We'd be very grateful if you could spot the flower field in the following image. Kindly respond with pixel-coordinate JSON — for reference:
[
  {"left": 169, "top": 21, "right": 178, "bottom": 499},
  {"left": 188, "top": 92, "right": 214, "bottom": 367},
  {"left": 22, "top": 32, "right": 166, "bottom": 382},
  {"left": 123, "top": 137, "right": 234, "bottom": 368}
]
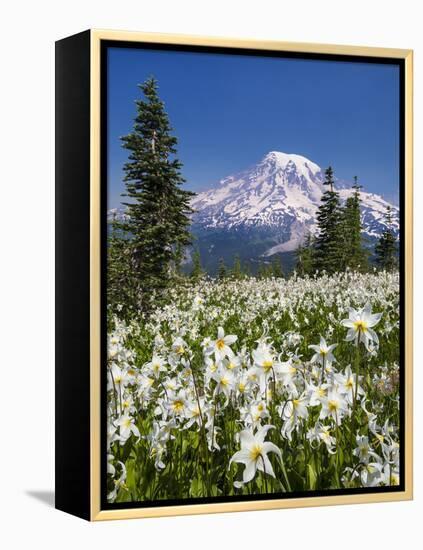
[{"left": 106, "top": 270, "right": 400, "bottom": 503}]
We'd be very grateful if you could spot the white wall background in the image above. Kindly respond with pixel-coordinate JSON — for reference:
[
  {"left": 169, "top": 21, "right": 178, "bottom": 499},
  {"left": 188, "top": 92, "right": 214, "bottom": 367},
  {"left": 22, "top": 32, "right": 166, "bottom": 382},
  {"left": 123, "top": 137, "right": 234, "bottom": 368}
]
[{"left": 0, "top": 0, "right": 420, "bottom": 547}]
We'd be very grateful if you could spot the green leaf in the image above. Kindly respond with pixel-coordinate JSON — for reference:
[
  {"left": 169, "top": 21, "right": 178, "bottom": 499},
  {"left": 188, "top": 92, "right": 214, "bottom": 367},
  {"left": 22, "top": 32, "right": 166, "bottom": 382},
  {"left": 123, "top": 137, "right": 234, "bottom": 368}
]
[{"left": 307, "top": 463, "right": 317, "bottom": 490}]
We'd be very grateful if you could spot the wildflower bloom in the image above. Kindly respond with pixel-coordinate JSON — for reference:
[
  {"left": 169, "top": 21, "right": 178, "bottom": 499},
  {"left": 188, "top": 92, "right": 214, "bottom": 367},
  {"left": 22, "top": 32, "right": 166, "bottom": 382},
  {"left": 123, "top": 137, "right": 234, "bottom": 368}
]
[
  {"left": 306, "top": 423, "right": 336, "bottom": 454},
  {"left": 211, "top": 326, "right": 237, "bottom": 361},
  {"left": 252, "top": 343, "right": 280, "bottom": 393},
  {"left": 171, "top": 336, "right": 188, "bottom": 356},
  {"left": 353, "top": 435, "right": 379, "bottom": 464},
  {"left": 106, "top": 273, "right": 400, "bottom": 501},
  {"left": 309, "top": 336, "right": 337, "bottom": 366},
  {"left": 166, "top": 389, "right": 187, "bottom": 417},
  {"left": 360, "top": 460, "right": 383, "bottom": 487},
  {"left": 335, "top": 365, "right": 364, "bottom": 404},
  {"left": 320, "top": 388, "right": 349, "bottom": 425},
  {"left": 116, "top": 413, "right": 140, "bottom": 442},
  {"left": 341, "top": 303, "right": 382, "bottom": 350},
  {"left": 107, "top": 461, "right": 127, "bottom": 501},
  {"left": 230, "top": 425, "right": 281, "bottom": 486},
  {"left": 280, "top": 392, "right": 309, "bottom": 440},
  {"left": 212, "top": 366, "right": 235, "bottom": 401},
  {"left": 146, "top": 355, "right": 167, "bottom": 378}
]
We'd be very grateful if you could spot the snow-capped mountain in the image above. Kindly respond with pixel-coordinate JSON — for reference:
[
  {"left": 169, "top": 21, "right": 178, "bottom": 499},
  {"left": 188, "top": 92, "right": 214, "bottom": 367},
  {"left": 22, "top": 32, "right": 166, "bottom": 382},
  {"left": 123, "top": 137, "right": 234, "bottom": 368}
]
[{"left": 191, "top": 151, "right": 399, "bottom": 255}]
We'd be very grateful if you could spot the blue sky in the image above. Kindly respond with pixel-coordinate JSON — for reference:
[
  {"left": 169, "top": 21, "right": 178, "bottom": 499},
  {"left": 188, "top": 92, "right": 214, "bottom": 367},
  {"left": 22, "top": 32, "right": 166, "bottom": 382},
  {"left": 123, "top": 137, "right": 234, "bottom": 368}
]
[{"left": 107, "top": 46, "right": 400, "bottom": 208}]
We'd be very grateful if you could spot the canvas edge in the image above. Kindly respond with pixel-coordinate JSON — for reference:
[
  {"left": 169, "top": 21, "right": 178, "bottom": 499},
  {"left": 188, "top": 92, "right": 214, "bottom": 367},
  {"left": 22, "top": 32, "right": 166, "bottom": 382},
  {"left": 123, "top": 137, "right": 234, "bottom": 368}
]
[{"left": 88, "top": 29, "right": 413, "bottom": 522}]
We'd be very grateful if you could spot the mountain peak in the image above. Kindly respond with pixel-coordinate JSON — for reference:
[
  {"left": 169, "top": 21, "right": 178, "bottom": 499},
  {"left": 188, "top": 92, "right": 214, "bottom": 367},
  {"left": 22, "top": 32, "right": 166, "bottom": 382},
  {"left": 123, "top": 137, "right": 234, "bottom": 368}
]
[
  {"left": 261, "top": 151, "right": 322, "bottom": 177},
  {"left": 191, "top": 151, "right": 399, "bottom": 254}
]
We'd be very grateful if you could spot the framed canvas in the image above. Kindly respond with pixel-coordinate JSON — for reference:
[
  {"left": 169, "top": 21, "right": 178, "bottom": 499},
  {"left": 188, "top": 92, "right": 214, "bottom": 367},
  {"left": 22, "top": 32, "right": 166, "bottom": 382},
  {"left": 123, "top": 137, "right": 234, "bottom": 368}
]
[{"left": 55, "top": 29, "right": 413, "bottom": 521}]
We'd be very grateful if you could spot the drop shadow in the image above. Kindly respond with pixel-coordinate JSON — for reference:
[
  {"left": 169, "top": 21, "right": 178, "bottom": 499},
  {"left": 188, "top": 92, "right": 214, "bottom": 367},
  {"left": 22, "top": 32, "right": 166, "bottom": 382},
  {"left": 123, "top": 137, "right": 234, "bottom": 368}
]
[{"left": 26, "top": 490, "right": 55, "bottom": 508}]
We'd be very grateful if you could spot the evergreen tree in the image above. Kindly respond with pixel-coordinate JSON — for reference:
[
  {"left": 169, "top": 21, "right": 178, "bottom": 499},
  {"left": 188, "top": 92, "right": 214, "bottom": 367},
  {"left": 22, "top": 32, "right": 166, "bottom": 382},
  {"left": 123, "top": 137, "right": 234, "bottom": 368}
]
[
  {"left": 375, "top": 205, "right": 398, "bottom": 271},
  {"left": 271, "top": 256, "right": 284, "bottom": 278},
  {"left": 340, "top": 176, "right": 368, "bottom": 271},
  {"left": 217, "top": 257, "right": 227, "bottom": 279},
  {"left": 190, "top": 248, "right": 204, "bottom": 280},
  {"left": 314, "top": 166, "right": 343, "bottom": 274},
  {"left": 257, "top": 262, "right": 273, "bottom": 279},
  {"left": 231, "top": 254, "right": 243, "bottom": 279},
  {"left": 107, "top": 215, "right": 137, "bottom": 319},
  {"left": 257, "top": 262, "right": 266, "bottom": 279},
  {"left": 120, "top": 77, "right": 195, "bottom": 311},
  {"left": 295, "top": 232, "right": 314, "bottom": 277},
  {"left": 243, "top": 261, "right": 252, "bottom": 278}
]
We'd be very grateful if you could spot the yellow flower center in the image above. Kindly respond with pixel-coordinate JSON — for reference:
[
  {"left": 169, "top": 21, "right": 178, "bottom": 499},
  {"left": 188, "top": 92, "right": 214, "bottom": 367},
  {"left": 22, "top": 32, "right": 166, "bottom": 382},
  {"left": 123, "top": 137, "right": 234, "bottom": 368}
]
[
  {"left": 353, "top": 320, "right": 368, "bottom": 332},
  {"left": 216, "top": 339, "right": 225, "bottom": 350},
  {"left": 345, "top": 378, "right": 354, "bottom": 390},
  {"left": 227, "top": 362, "right": 236, "bottom": 370},
  {"left": 293, "top": 399, "right": 300, "bottom": 409},
  {"left": 220, "top": 376, "right": 229, "bottom": 387},
  {"left": 328, "top": 400, "right": 339, "bottom": 412},
  {"left": 239, "top": 383, "right": 245, "bottom": 393},
  {"left": 263, "top": 360, "right": 273, "bottom": 372},
  {"left": 173, "top": 400, "right": 184, "bottom": 411},
  {"left": 249, "top": 444, "right": 263, "bottom": 461},
  {"left": 257, "top": 403, "right": 264, "bottom": 412},
  {"left": 176, "top": 346, "right": 185, "bottom": 355}
]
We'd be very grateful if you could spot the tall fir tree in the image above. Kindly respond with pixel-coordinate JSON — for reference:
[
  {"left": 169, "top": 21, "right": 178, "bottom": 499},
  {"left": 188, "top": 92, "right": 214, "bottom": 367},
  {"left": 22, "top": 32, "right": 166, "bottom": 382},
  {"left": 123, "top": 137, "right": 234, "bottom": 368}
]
[
  {"left": 340, "top": 176, "right": 368, "bottom": 271},
  {"left": 314, "top": 166, "right": 343, "bottom": 274},
  {"left": 190, "top": 248, "right": 204, "bottom": 281},
  {"left": 257, "top": 262, "right": 273, "bottom": 279},
  {"left": 295, "top": 232, "right": 314, "bottom": 277},
  {"left": 217, "top": 257, "right": 227, "bottom": 279},
  {"left": 257, "top": 262, "right": 266, "bottom": 279},
  {"left": 243, "top": 261, "right": 252, "bottom": 278},
  {"left": 375, "top": 205, "right": 398, "bottom": 271},
  {"left": 107, "top": 215, "right": 137, "bottom": 319},
  {"left": 231, "top": 254, "right": 243, "bottom": 279},
  {"left": 119, "top": 77, "right": 195, "bottom": 310},
  {"left": 271, "top": 256, "right": 284, "bottom": 278}
]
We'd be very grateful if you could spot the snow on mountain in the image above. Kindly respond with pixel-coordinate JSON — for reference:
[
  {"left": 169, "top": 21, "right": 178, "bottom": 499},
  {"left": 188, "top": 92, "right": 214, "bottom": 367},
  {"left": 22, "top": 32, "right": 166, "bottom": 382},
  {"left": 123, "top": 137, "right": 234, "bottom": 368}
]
[{"left": 191, "top": 151, "right": 399, "bottom": 256}]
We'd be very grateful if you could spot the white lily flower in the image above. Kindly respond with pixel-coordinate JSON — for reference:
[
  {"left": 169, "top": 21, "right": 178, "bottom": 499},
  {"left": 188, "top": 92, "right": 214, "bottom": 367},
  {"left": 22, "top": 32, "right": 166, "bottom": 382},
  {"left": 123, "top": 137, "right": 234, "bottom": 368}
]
[
  {"left": 360, "top": 460, "right": 383, "bottom": 487},
  {"left": 341, "top": 303, "right": 382, "bottom": 350},
  {"left": 309, "top": 336, "right": 337, "bottom": 366},
  {"left": 211, "top": 326, "right": 237, "bottom": 361},
  {"left": 279, "top": 393, "right": 309, "bottom": 440},
  {"left": 306, "top": 423, "right": 336, "bottom": 454},
  {"left": 212, "top": 366, "right": 235, "bottom": 402},
  {"left": 335, "top": 365, "right": 364, "bottom": 404},
  {"left": 230, "top": 425, "right": 281, "bottom": 486},
  {"left": 320, "top": 388, "right": 349, "bottom": 425},
  {"left": 116, "top": 413, "right": 140, "bottom": 442},
  {"left": 166, "top": 389, "right": 187, "bottom": 417},
  {"left": 145, "top": 354, "right": 167, "bottom": 379},
  {"left": 353, "top": 435, "right": 380, "bottom": 464}
]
